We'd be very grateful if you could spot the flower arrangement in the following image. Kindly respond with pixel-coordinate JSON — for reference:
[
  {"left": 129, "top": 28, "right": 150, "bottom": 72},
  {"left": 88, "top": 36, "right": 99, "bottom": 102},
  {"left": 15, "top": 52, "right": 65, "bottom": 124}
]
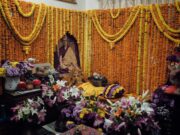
[
  {"left": 72, "top": 96, "right": 110, "bottom": 127},
  {"left": 11, "top": 97, "right": 46, "bottom": 124},
  {"left": 106, "top": 96, "right": 159, "bottom": 135},
  {"left": 62, "top": 90, "right": 159, "bottom": 135},
  {"left": 41, "top": 80, "right": 82, "bottom": 107},
  {"left": 1, "top": 60, "right": 32, "bottom": 77},
  {"left": 11, "top": 78, "right": 159, "bottom": 135}
]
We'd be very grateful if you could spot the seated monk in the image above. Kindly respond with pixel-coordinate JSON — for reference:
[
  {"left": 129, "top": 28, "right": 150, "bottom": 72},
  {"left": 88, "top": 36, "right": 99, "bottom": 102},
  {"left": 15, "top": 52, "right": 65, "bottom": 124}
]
[{"left": 58, "top": 35, "right": 80, "bottom": 78}]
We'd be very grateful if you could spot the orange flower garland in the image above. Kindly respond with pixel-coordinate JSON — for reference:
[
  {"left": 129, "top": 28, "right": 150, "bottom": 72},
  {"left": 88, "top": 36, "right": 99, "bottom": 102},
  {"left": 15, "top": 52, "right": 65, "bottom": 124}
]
[
  {"left": 0, "top": 1, "right": 179, "bottom": 95},
  {"left": 136, "top": 7, "right": 144, "bottom": 95},
  {"left": 14, "top": 0, "right": 35, "bottom": 17},
  {"left": 0, "top": 0, "right": 47, "bottom": 45}
]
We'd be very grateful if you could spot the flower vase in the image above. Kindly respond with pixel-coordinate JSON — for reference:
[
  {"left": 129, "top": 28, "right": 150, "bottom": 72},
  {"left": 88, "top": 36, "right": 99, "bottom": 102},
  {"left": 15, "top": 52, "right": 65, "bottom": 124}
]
[
  {"left": 5, "top": 76, "right": 20, "bottom": 91},
  {"left": 54, "top": 103, "right": 69, "bottom": 132}
]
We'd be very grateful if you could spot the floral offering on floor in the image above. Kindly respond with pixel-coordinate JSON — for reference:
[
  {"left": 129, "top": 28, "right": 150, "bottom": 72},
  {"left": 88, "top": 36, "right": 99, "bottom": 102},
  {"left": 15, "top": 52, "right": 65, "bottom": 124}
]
[{"left": 11, "top": 79, "right": 160, "bottom": 134}]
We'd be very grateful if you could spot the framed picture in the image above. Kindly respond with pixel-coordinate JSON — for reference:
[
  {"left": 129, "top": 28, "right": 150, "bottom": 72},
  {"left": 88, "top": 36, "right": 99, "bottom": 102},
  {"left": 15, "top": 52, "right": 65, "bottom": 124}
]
[{"left": 58, "top": 0, "right": 77, "bottom": 4}]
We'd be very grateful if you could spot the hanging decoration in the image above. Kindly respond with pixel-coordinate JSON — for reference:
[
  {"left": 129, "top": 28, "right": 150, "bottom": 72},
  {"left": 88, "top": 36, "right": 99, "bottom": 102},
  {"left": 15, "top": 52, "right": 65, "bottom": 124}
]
[
  {"left": 175, "top": 0, "right": 180, "bottom": 12},
  {"left": 155, "top": 4, "right": 180, "bottom": 33},
  {"left": 91, "top": 6, "right": 140, "bottom": 49},
  {"left": 91, "top": 3, "right": 178, "bottom": 94},
  {"left": 84, "top": 12, "right": 92, "bottom": 77},
  {"left": 110, "top": 8, "right": 121, "bottom": 19},
  {"left": 47, "top": 6, "right": 50, "bottom": 63},
  {"left": 150, "top": 4, "right": 180, "bottom": 44},
  {"left": 0, "top": 0, "right": 47, "bottom": 47},
  {"left": 136, "top": 7, "right": 144, "bottom": 95},
  {"left": 142, "top": 7, "right": 150, "bottom": 91},
  {"left": 50, "top": 6, "right": 54, "bottom": 66},
  {"left": 0, "top": 0, "right": 179, "bottom": 94},
  {"left": 14, "top": 0, "right": 35, "bottom": 17},
  {"left": 56, "top": 8, "right": 58, "bottom": 45}
]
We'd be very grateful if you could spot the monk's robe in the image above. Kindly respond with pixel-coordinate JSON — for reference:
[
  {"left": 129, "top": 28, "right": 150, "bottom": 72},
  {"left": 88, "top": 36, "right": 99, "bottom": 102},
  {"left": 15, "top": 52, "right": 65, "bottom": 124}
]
[{"left": 59, "top": 46, "right": 79, "bottom": 74}]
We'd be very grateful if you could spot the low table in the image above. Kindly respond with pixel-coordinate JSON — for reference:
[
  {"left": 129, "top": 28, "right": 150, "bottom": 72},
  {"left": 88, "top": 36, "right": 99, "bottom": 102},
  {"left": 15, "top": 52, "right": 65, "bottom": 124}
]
[
  {"left": 43, "top": 121, "right": 103, "bottom": 135},
  {"left": 5, "top": 89, "right": 41, "bottom": 96}
]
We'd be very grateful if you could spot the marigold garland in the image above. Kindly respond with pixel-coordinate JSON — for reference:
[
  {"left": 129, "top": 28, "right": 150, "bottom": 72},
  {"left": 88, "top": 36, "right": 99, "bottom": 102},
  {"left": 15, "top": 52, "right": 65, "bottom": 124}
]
[
  {"left": 92, "top": 6, "right": 140, "bottom": 38},
  {"left": 175, "top": 0, "right": 180, "bottom": 12},
  {"left": 0, "top": 0, "right": 47, "bottom": 45},
  {"left": 14, "top": 0, "right": 35, "bottom": 17},
  {"left": 51, "top": 7, "right": 54, "bottom": 66},
  {"left": 87, "top": 15, "right": 92, "bottom": 76},
  {"left": 110, "top": 8, "right": 120, "bottom": 19},
  {"left": 155, "top": 4, "right": 180, "bottom": 33},
  {"left": 80, "top": 12, "right": 84, "bottom": 69},
  {"left": 47, "top": 6, "right": 50, "bottom": 63},
  {"left": 0, "top": 1, "right": 179, "bottom": 95},
  {"left": 77, "top": 12, "right": 80, "bottom": 43},
  {"left": 142, "top": 7, "right": 149, "bottom": 91},
  {"left": 67, "top": 10, "right": 70, "bottom": 32},
  {"left": 85, "top": 12, "right": 92, "bottom": 77},
  {"left": 70, "top": 11, "right": 73, "bottom": 34},
  {"left": 91, "top": 6, "right": 140, "bottom": 48},
  {"left": 60, "top": 9, "right": 62, "bottom": 38},
  {"left": 136, "top": 7, "right": 144, "bottom": 95},
  {"left": 150, "top": 5, "right": 180, "bottom": 44},
  {"left": 63, "top": 9, "right": 65, "bottom": 35},
  {"left": 56, "top": 8, "right": 58, "bottom": 45}
]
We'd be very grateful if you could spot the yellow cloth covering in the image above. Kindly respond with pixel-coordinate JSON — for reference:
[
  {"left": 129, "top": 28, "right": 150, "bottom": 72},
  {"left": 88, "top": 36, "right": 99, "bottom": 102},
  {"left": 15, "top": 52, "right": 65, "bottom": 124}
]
[{"left": 78, "top": 82, "right": 104, "bottom": 97}]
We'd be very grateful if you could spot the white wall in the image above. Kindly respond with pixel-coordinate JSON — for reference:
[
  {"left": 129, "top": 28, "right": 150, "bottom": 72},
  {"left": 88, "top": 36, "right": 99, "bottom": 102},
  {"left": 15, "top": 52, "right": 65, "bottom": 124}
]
[
  {"left": 23, "top": 0, "right": 170, "bottom": 10},
  {"left": 24, "top": 0, "right": 101, "bottom": 10},
  {"left": 85, "top": 0, "right": 99, "bottom": 10},
  {"left": 24, "top": 0, "right": 86, "bottom": 10}
]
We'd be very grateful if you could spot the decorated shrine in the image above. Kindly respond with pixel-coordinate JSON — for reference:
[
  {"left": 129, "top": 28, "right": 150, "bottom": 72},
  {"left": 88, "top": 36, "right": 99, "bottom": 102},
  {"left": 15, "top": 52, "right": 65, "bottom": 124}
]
[{"left": 0, "top": 0, "right": 180, "bottom": 135}]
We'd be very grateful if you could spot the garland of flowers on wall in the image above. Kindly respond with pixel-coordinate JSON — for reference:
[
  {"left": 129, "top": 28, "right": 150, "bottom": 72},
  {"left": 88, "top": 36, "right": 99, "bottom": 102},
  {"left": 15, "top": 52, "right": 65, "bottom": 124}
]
[
  {"left": 155, "top": 4, "right": 180, "bottom": 33},
  {"left": 110, "top": 8, "right": 121, "bottom": 19},
  {"left": 0, "top": 0, "right": 86, "bottom": 71},
  {"left": 150, "top": 4, "right": 180, "bottom": 45},
  {"left": 0, "top": 1, "right": 179, "bottom": 94},
  {"left": 55, "top": 8, "right": 58, "bottom": 46},
  {"left": 91, "top": 6, "right": 140, "bottom": 49},
  {"left": 175, "top": 0, "right": 180, "bottom": 12},
  {"left": 83, "top": 11, "right": 92, "bottom": 77},
  {"left": 142, "top": 7, "right": 150, "bottom": 91},
  {"left": 14, "top": 0, "right": 35, "bottom": 17},
  {"left": 136, "top": 6, "right": 144, "bottom": 95},
  {"left": 50, "top": 7, "right": 54, "bottom": 66},
  {"left": 47, "top": 6, "right": 50, "bottom": 63},
  {"left": 0, "top": 0, "right": 47, "bottom": 46},
  {"left": 90, "top": 3, "right": 179, "bottom": 94}
]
